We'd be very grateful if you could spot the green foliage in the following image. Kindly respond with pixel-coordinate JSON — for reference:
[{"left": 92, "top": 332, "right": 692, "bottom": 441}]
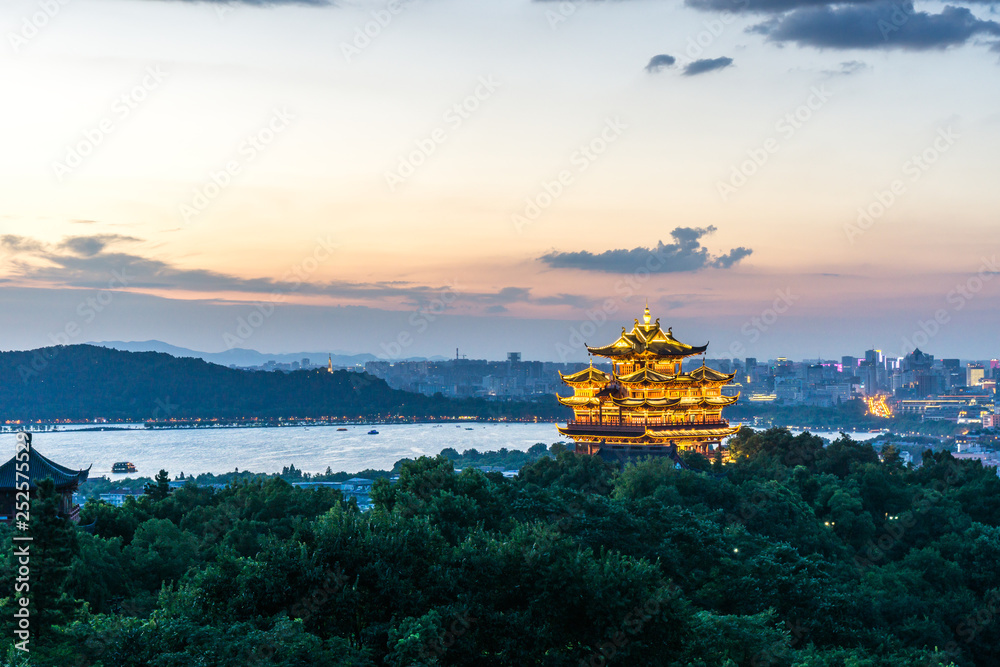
[
  {"left": 143, "top": 470, "right": 171, "bottom": 502},
  {"left": 4, "top": 430, "right": 1000, "bottom": 666}
]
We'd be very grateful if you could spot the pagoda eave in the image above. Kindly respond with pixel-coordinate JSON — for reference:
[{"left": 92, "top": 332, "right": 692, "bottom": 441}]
[
  {"left": 558, "top": 423, "right": 739, "bottom": 443},
  {"left": 587, "top": 348, "right": 706, "bottom": 361}
]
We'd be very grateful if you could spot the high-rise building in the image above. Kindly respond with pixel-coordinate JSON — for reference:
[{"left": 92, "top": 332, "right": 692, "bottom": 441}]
[
  {"left": 967, "top": 365, "right": 985, "bottom": 388},
  {"left": 558, "top": 305, "right": 738, "bottom": 461}
]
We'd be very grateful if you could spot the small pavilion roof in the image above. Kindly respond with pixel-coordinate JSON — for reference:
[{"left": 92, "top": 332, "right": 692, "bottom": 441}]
[
  {"left": 557, "top": 395, "right": 602, "bottom": 407},
  {"left": 685, "top": 364, "right": 738, "bottom": 383},
  {"left": 559, "top": 363, "right": 610, "bottom": 385},
  {"left": 0, "top": 445, "right": 91, "bottom": 491}
]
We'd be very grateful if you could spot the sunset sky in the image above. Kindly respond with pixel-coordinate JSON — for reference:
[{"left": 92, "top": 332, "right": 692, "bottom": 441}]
[{"left": 1, "top": 0, "right": 998, "bottom": 361}]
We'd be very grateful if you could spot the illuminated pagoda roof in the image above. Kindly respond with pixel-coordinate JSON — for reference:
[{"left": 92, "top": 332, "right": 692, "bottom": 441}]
[
  {"left": 559, "top": 362, "right": 610, "bottom": 385},
  {"left": 556, "top": 395, "right": 602, "bottom": 407},
  {"left": 646, "top": 425, "right": 741, "bottom": 439},
  {"left": 587, "top": 304, "right": 707, "bottom": 360},
  {"left": 686, "top": 363, "right": 738, "bottom": 383}
]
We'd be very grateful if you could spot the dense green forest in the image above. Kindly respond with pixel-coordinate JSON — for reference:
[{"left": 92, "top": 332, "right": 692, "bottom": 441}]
[
  {"left": 4, "top": 428, "right": 1000, "bottom": 665},
  {"left": 0, "top": 345, "right": 567, "bottom": 422}
]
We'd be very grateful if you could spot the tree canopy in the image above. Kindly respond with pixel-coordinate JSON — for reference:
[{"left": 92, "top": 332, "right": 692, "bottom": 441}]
[{"left": 3, "top": 429, "right": 998, "bottom": 665}]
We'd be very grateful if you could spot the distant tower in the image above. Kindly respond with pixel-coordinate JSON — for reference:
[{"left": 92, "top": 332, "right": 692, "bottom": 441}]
[{"left": 328, "top": 355, "right": 333, "bottom": 373}]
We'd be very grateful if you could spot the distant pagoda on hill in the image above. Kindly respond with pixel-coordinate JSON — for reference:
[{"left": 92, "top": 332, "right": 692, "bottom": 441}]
[{"left": 557, "top": 304, "right": 739, "bottom": 462}]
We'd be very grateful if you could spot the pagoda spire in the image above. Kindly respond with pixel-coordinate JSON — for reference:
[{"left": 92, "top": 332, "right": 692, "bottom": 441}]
[{"left": 643, "top": 299, "right": 651, "bottom": 325}]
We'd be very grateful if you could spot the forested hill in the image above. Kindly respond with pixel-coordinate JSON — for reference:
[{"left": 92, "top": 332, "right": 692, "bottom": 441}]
[{"left": 0, "top": 345, "right": 564, "bottom": 421}]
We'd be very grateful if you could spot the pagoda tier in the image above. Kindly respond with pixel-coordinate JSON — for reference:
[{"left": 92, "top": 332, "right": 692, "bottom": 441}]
[{"left": 558, "top": 305, "right": 739, "bottom": 459}]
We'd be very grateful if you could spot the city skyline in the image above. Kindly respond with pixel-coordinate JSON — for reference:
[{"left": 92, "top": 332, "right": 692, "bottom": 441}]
[{"left": 2, "top": 0, "right": 999, "bottom": 360}]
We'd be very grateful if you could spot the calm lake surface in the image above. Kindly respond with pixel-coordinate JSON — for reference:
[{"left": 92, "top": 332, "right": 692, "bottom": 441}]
[
  {"left": 17, "top": 423, "right": 565, "bottom": 478},
  {"left": 11, "top": 423, "right": 882, "bottom": 478}
]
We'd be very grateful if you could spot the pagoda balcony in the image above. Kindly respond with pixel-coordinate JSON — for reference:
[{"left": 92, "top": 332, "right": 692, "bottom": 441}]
[{"left": 564, "top": 418, "right": 730, "bottom": 432}]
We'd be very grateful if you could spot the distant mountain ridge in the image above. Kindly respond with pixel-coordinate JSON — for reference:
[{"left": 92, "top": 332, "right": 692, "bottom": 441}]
[
  {"left": 89, "top": 340, "right": 447, "bottom": 368},
  {"left": 1, "top": 344, "right": 563, "bottom": 421}
]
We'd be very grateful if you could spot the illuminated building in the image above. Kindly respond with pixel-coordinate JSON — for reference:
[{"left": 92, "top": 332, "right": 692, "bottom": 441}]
[{"left": 557, "top": 305, "right": 739, "bottom": 461}]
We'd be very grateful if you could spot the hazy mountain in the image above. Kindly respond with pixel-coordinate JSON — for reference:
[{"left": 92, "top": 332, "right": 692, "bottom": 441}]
[
  {"left": 89, "top": 340, "right": 405, "bottom": 368},
  {"left": 2, "top": 345, "right": 563, "bottom": 421}
]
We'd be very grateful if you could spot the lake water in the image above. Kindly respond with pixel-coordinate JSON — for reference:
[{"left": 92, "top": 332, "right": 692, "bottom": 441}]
[
  {"left": 14, "top": 423, "right": 565, "bottom": 478},
  {"left": 9, "top": 423, "right": 882, "bottom": 478}
]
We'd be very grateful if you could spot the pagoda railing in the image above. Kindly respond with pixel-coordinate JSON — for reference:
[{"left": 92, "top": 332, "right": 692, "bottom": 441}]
[{"left": 566, "top": 418, "right": 729, "bottom": 430}]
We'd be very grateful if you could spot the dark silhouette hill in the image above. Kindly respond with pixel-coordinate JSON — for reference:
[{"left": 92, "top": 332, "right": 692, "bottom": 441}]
[{"left": 1, "top": 345, "right": 564, "bottom": 422}]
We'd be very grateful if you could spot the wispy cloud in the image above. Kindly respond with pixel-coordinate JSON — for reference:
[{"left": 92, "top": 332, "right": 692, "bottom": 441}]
[
  {"left": 822, "top": 60, "right": 871, "bottom": 76},
  {"left": 1, "top": 234, "right": 595, "bottom": 313}
]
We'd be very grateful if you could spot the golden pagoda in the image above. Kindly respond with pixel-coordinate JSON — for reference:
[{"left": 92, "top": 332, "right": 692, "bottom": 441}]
[{"left": 557, "top": 304, "right": 739, "bottom": 461}]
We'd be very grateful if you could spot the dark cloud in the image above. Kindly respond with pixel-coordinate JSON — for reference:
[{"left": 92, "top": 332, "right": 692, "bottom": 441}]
[
  {"left": 687, "top": 0, "right": 863, "bottom": 14},
  {"left": 683, "top": 57, "right": 734, "bottom": 75},
  {"left": 686, "top": 0, "right": 1000, "bottom": 14},
  {"left": 713, "top": 246, "right": 754, "bottom": 268},
  {"left": 645, "top": 54, "right": 677, "bottom": 72},
  {"left": 538, "top": 226, "right": 752, "bottom": 274},
  {"left": 751, "top": 3, "right": 1000, "bottom": 50}
]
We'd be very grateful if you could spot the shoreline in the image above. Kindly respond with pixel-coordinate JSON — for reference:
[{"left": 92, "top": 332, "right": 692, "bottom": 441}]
[{"left": 1, "top": 417, "right": 556, "bottom": 434}]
